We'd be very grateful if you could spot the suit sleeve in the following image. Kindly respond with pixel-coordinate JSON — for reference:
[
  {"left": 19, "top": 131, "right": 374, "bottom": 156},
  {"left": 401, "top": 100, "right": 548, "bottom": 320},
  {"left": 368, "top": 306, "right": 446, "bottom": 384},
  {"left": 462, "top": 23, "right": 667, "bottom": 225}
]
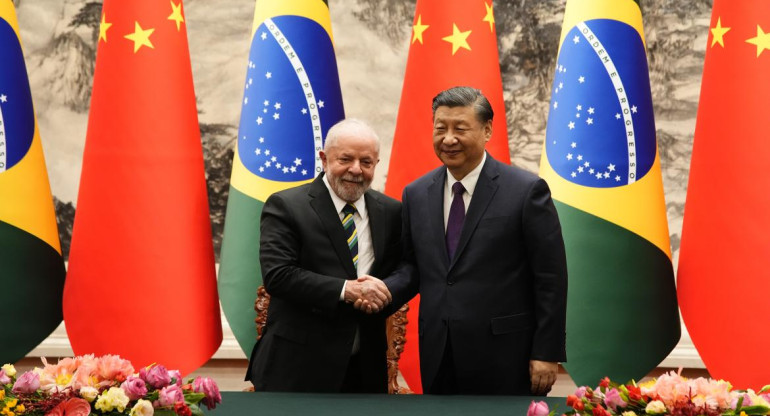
[
  {"left": 259, "top": 193, "right": 345, "bottom": 313},
  {"left": 522, "top": 178, "right": 568, "bottom": 363},
  {"left": 383, "top": 187, "right": 420, "bottom": 312}
]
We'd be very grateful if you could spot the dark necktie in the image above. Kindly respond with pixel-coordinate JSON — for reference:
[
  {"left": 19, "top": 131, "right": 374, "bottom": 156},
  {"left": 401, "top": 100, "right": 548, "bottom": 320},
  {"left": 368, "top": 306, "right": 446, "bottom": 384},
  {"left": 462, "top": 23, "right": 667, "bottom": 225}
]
[
  {"left": 446, "top": 181, "right": 466, "bottom": 260},
  {"left": 341, "top": 203, "right": 359, "bottom": 269}
]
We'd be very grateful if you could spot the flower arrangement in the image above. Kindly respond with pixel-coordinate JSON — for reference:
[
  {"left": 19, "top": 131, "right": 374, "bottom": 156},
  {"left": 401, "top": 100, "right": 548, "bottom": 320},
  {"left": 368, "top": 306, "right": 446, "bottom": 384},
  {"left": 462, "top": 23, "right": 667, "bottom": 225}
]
[
  {"left": 527, "top": 371, "right": 770, "bottom": 416},
  {"left": 0, "top": 355, "right": 221, "bottom": 416}
]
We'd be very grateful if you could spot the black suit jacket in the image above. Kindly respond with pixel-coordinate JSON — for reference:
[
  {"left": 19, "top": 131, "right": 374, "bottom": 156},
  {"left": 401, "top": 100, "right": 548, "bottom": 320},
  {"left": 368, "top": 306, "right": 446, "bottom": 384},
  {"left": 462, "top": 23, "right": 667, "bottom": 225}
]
[
  {"left": 385, "top": 155, "right": 568, "bottom": 394},
  {"left": 246, "top": 174, "right": 402, "bottom": 393}
]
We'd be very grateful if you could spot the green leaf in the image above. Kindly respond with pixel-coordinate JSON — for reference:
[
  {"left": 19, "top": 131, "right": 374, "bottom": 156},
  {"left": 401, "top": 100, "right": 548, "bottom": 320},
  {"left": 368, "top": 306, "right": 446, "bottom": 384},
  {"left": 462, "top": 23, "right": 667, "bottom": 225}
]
[
  {"left": 154, "top": 409, "right": 177, "bottom": 416},
  {"left": 184, "top": 391, "right": 206, "bottom": 406},
  {"left": 190, "top": 404, "right": 206, "bottom": 416}
]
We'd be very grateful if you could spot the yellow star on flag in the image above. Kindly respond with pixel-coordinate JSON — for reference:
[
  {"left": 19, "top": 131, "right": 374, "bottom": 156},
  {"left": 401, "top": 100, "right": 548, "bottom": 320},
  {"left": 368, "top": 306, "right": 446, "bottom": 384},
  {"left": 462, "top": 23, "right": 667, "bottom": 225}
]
[
  {"left": 442, "top": 23, "right": 471, "bottom": 55},
  {"left": 710, "top": 17, "right": 730, "bottom": 48},
  {"left": 99, "top": 13, "right": 112, "bottom": 43},
  {"left": 412, "top": 14, "right": 429, "bottom": 44},
  {"left": 483, "top": 2, "right": 495, "bottom": 32},
  {"left": 124, "top": 22, "right": 155, "bottom": 53},
  {"left": 168, "top": 1, "right": 185, "bottom": 31},
  {"left": 746, "top": 25, "right": 770, "bottom": 57}
]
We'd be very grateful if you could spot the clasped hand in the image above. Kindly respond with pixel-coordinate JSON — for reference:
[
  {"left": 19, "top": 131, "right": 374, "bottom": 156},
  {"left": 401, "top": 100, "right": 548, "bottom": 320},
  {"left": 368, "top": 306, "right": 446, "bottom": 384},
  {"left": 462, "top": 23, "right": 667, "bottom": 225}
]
[{"left": 344, "top": 275, "right": 392, "bottom": 314}]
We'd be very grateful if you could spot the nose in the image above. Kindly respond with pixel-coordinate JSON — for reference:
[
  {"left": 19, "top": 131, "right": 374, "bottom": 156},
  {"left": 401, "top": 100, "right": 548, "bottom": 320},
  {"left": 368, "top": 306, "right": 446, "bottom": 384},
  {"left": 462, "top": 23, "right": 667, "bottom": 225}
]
[
  {"left": 442, "top": 131, "right": 458, "bottom": 145},
  {"left": 348, "top": 160, "right": 362, "bottom": 175}
]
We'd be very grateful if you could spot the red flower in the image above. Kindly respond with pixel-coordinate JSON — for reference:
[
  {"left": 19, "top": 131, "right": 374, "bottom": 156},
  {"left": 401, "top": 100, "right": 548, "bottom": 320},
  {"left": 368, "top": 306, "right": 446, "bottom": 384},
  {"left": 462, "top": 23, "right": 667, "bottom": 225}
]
[
  {"left": 626, "top": 384, "right": 642, "bottom": 402},
  {"left": 599, "top": 377, "right": 611, "bottom": 389},
  {"left": 567, "top": 395, "right": 578, "bottom": 407},
  {"left": 592, "top": 405, "right": 610, "bottom": 416},
  {"left": 45, "top": 398, "right": 91, "bottom": 416},
  {"left": 174, "top": 402, "right": 192, "bottom": 416}
]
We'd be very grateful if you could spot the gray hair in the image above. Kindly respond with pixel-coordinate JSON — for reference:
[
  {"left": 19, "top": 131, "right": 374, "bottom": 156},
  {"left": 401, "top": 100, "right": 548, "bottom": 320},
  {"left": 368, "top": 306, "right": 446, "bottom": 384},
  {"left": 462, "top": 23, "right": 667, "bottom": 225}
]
[
  {"left": 324, "top": 118, "right": 381, "bottom": 153},
  {"left": 431, "top": 86, "right": 494, "bottom": 123}
]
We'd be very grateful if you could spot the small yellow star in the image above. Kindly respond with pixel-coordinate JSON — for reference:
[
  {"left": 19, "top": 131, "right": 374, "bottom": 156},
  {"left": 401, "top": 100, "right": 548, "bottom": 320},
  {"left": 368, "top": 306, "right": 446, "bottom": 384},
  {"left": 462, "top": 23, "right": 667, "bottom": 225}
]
[
  {"left": 710, "top": 17, "right": 730, "bottom": 48},
  {"left": 746, "top": 25, "right": 770, "bottom": 57},
  {"left": 168, "top": 1, "right": 185, "bottom": 31},
  {"left": 482, "top": 2, "right": 495, "bottom": 32},
  {"left": 124, "top": 22, "right": 155, "bottom": 53},
  {"left": 442, "top": 23, "right": 471, "bottom": 55},
  {"left": 412, "top": 14, "right": 429, "bottom": 45},
  {"left": 99, "top": 13, "right": 112, "bottom": 43}
]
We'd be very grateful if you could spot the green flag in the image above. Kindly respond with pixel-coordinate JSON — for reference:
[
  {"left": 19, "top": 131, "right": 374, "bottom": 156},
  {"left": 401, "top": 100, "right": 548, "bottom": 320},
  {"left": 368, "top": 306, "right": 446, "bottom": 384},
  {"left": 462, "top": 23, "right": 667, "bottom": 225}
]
[
  {"left": 218, "top": 0, "right": 345, "bottom": 354},
  {"left": 0, "top": 0, "right": 65, "bottom": 364},
  {"left": 539, "top": 0, "right": 680, "bottom": 385}
]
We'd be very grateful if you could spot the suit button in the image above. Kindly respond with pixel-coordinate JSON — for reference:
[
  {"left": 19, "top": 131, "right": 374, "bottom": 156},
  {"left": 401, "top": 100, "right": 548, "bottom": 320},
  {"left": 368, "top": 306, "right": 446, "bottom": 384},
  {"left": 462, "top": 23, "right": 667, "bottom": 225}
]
[{"left": 447, "top": 280, "right": 454, "bottom": 285}]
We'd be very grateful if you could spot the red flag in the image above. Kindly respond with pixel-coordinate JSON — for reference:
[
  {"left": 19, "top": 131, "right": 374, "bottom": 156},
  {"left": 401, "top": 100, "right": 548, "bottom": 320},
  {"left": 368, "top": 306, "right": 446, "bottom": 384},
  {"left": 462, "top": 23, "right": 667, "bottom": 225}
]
[
  {"left": 384, "top": 0, "right": 509, "bottom": 393},
  {"left": 63, "top": 0, "right": 221, "bottom": 374},
  {"left": 677, "top": 0, "right": 770, "bottom": 389}
]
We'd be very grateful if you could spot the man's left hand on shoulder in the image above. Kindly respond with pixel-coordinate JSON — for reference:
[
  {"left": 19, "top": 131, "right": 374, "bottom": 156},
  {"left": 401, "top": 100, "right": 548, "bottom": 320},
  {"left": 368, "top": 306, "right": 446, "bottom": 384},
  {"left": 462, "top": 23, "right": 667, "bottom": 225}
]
[{"left": 529, "top": 360, "right": 559, "bottom": 396}]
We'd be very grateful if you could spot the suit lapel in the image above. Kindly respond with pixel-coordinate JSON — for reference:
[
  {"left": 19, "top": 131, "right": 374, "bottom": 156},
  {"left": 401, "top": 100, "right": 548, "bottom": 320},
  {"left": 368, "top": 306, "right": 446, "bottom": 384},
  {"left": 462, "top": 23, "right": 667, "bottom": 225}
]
[
  {"left": 427, "top": 168, "right": 451, "bottom": 267},
  {"left": 450, "top": 156, "right": 499, "bottom": 270},
  {"left": 365, "top": 191, "right": 385, "bottom": 272},
  {"left": 308, "top": 175, "right": 358, "bottom": 279}
]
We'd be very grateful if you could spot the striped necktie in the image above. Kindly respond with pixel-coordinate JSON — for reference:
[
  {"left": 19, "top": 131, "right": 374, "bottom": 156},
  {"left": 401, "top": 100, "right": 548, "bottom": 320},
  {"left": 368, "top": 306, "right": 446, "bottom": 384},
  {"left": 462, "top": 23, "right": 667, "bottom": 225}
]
[{"left": 341, "top": 203, "right": 359, "bottom": 269}]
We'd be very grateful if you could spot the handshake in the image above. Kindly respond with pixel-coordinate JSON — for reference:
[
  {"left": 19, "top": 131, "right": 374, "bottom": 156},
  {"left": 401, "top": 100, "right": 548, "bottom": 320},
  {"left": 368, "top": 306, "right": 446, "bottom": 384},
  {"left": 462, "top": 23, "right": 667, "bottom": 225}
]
[{"left": 343, "top": 275, "right": 392, "bottom": 314}]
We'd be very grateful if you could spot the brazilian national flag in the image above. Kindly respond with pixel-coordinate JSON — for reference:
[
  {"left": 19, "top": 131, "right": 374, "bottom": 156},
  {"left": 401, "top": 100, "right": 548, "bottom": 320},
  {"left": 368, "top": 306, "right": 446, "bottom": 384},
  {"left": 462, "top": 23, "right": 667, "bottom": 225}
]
[
  {"left": 218, "top": 0, "right": 345, "bottom": 355},
  {"left": 0, "top": 1, "right": 65, "bottom": 363},
  {"left": 539, "top": 0, "right": 680, "bottom": 385}
]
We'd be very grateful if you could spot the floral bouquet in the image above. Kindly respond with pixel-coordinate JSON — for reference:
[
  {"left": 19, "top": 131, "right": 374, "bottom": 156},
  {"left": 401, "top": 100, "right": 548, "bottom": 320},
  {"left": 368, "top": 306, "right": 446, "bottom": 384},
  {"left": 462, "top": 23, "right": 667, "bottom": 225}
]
[
  {"left": 0, "top": 355, "right": 221, "bottom": 416},
  {"left": 527, "top": 371, "right": 770, "bottom": 416}
]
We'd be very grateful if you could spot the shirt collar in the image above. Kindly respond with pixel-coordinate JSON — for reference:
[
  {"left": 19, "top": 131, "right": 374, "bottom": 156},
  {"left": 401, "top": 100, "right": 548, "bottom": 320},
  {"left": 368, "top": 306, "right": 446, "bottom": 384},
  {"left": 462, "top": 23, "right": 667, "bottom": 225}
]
[
  {"left": 445, "top": 152, "right": 486, "bottom": 197},
  {"left": 322, "top": 174, "right": 367, "bottom": 217}
]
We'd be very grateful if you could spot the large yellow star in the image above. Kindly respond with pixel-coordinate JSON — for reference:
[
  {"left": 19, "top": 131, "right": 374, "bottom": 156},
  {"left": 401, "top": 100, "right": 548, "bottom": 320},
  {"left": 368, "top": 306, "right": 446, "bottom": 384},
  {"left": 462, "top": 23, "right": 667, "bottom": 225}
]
[
  {"left": 124, "top": 22, "right": 155, "bottom": 53},
  {"left": 99, "top": 13, "right": 112, "bottom": 43},
  {"left": 710, "top": 17, "right": 730, "bottom": 48},
  {"left": 168, "top": 1, "right": 185, "bottom": 31},
  {"left": 483, "top": 2, "right": 495, "bottom": 32},
  {"left": 746, "top": 25, "right": 770, "bottom": 57},
  {"left": 442, "top": 24, "right": 471, "bottom": 55},
  {"left": 412, "top": 14, "right": 429, "bottom": 44}
]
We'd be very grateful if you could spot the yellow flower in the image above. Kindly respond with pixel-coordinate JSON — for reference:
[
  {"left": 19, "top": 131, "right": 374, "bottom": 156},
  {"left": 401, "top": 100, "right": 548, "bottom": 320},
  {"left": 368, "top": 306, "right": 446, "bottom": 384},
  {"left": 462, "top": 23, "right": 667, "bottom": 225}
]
[
  {"left": 0, "top": 389, "right": 5, "bottom": 399},
  {"left": 645, "top": 400, "right": 667, "bottom": 414},
  {"left": 740, "top": 412, "right": 748, "bottom": 416},
  {"left": 5, "top": 399, "right": 17, "bottom": 408},
  {"left": 621, "top": 411, "right": 638, "bottom": 416},
  {"left": 13, "top": 405, "right": 23, "bottom": 413},
  {"left": 95, "top": 387, "right": 130, "bottom": 413},
  {"left": 1, "top": 365, "right": 16, "bottom": 377}
]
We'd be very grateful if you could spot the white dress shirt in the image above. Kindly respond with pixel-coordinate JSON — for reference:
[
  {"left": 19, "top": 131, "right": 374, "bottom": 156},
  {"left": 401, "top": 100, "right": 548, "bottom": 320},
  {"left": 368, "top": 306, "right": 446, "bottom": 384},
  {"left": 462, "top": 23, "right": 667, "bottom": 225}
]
[
  {"left": 323, "top": 175, "right": 375, "bottom": 300},
  {"left": 443, "top": 152, "right": 487, "bottom": 230}
]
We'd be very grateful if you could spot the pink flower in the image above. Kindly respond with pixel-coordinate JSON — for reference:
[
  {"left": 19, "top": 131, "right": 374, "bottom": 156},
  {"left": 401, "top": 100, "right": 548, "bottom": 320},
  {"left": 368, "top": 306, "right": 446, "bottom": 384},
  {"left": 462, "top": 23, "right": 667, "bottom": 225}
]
[
  {"left": 526, "top": 400, "right": 550, "bottom": 416},
  {"left": 157, "top": 384, "right": 185, "bottom": 407},
  {"left": 193, "top": 376, "right": 222, "bottom": 410},
  {"left": 603, "top": 387, "right": 627, "bottom": 411},
  {"left": 12, "top": 370, "right": 40, "bottom": 393},
  {"left": 96, "top": 355, "right": 134, "bottom": 384},
  {"left": 168, "top": 370, "right": 183, "bottom": 387},
  {"left": 140, "top": 364, "right": 171, "bottom": 388},
  {"left": 121, "top": 376, "right": 148, "bottom": 400},
  {"left": 575, "top": 386, "right": 588, "bottom": 398},
  {"left": 0, "top": 370, "right": 10, "bottom": 385}
]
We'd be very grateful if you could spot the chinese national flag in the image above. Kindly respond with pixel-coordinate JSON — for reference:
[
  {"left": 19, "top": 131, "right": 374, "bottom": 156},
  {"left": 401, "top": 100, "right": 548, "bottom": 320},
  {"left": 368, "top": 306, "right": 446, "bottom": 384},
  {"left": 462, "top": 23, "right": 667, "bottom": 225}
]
[
  {"left": 63, "top": 0, "right": 222, "bottom": 374},
  {"left": 677, "top": 0, "right": 770, "bottom": 389},
  {"left": 384, "top": 0, "right": 509, "bottom": 393}
]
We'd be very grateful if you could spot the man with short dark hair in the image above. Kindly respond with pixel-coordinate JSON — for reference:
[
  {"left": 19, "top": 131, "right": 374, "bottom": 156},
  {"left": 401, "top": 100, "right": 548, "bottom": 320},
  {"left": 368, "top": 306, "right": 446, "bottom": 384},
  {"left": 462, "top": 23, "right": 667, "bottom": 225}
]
[
  {"left": 246, "top": 119, "right": 400, "bottom": 393},
  {"left": 380, "top": 86, "right": 568, "bottom": 395}
]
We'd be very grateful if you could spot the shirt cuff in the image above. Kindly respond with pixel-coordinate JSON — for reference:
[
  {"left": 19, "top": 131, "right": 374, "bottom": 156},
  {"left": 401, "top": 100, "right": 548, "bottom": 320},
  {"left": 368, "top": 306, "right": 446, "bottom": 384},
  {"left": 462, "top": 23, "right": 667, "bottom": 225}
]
[{"left": 339, "top": 280, "right": 347, "bottom": 302}]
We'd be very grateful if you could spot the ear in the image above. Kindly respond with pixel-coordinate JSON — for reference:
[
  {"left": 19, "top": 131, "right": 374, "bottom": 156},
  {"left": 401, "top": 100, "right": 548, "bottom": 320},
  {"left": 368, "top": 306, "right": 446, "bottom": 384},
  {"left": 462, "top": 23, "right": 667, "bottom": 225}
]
[
  {"left": 484, "top": 121, "right": 492, "bottom": 143},
  {"left": 319, "top": 150, "right": 328, "bottom": 170}
]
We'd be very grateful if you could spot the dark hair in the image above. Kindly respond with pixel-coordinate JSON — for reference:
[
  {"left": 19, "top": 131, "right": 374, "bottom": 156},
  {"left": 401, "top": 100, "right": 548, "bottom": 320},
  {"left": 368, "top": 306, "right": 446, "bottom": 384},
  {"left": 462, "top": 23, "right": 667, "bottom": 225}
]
[{"left": 431, "top": 86, "right": 494, "bottom": 123}]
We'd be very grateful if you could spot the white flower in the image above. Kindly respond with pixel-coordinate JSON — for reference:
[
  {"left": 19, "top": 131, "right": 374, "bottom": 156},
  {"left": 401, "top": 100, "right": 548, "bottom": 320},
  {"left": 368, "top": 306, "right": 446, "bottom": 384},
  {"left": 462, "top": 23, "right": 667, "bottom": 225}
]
[
  {"left": 1, "top": 364, "right": 16, "bottom": 377},
  {"left": 621, "top": 411, "right": 638, "bottom": 416},
  {"left": 80, "top": 386, "right": 99, "bottom": 402},
  {"left": 130, "top": 399, "right": 155, "bottom": 416},
  {"left": 645, "top": 400, "right": 667, "bottom": 414}
]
